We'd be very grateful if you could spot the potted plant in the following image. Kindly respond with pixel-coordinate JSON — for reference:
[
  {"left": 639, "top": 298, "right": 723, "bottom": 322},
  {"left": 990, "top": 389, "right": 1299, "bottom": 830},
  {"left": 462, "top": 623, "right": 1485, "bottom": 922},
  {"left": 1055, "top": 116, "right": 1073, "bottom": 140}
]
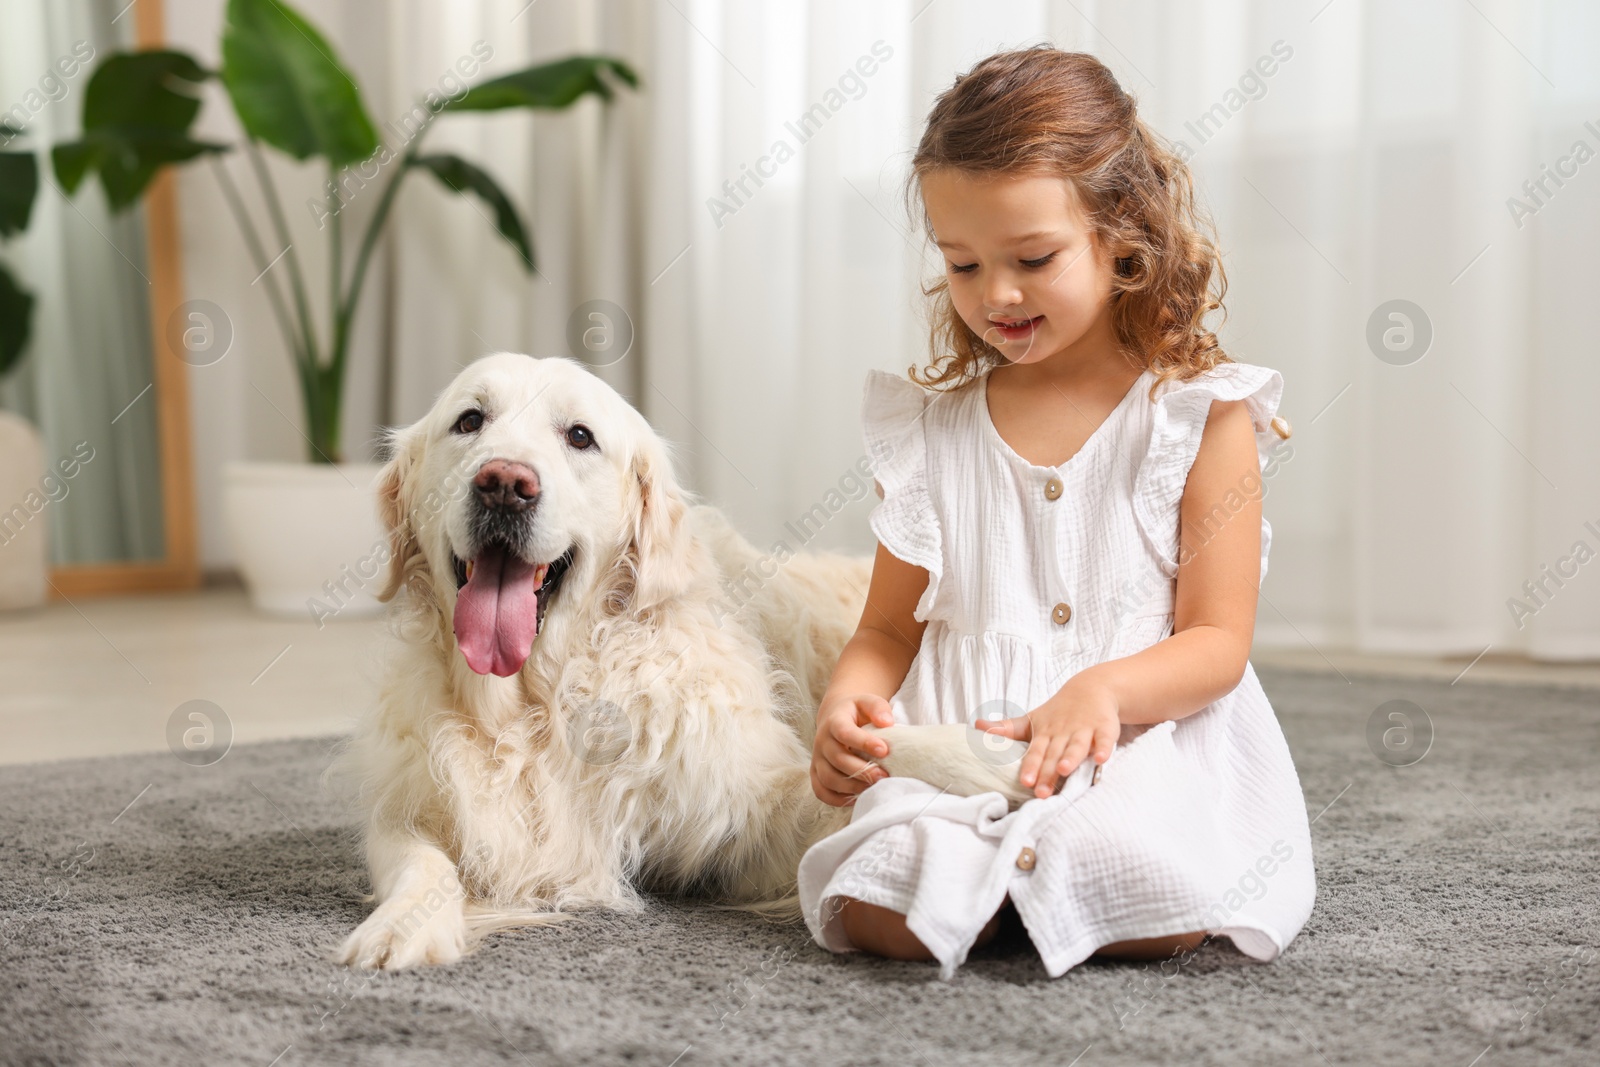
[
  {"left": 0, "top": 121, "right": 47, "bottom": 610},
  {"left": 53, "top": 0, "right": 636, "bottom": 616}
]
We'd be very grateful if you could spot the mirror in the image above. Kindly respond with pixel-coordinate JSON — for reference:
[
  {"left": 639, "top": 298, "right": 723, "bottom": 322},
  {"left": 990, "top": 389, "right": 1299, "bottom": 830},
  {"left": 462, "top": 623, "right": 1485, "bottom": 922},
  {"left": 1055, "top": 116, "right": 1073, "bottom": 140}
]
[{"left": 0, "top": 0, "right": 197, "bottom": 598}]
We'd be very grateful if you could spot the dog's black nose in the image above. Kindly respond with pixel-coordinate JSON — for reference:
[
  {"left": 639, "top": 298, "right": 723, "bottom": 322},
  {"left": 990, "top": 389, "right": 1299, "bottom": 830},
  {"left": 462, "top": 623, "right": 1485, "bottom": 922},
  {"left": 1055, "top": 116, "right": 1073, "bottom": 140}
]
[{"left": 473, "top": 459, "right": 540, "bottom": 512}]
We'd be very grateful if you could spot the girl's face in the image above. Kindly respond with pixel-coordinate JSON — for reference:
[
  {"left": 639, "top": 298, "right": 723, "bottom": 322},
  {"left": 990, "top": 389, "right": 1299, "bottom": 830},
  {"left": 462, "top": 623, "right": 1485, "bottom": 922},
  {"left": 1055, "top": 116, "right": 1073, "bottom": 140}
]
[{"left": 921, "top": 168, "right": 1118, "bottom": 368}]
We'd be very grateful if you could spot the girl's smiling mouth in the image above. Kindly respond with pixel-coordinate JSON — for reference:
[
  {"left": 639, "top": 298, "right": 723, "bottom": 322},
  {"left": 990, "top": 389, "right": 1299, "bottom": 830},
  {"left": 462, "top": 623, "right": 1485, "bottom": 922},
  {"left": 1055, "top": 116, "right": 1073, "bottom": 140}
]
[{"left": 990, "top": 314, "right": 1044, "bottom": 341}]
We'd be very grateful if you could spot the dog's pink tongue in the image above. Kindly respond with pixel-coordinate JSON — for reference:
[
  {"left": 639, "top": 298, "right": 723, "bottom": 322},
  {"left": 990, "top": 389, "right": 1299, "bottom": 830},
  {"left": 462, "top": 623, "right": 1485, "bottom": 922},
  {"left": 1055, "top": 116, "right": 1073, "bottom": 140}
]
[{"left": 452, "top": 545, "right": 540, "bottom": 677}]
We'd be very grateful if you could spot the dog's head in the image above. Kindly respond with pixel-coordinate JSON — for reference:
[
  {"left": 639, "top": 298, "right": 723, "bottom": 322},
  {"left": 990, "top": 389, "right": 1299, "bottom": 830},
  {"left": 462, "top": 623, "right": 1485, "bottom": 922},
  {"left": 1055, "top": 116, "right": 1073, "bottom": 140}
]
[{"left": 377, "top": 353, "right": 696, "bottom": 677}]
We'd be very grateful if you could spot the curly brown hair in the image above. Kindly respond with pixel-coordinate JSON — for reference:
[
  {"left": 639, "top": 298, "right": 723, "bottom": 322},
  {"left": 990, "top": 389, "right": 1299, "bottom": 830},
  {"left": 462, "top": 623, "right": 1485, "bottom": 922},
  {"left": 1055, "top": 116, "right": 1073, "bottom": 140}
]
[{"left": 907, "top": 46, "right": 1231, "bottom": 403}]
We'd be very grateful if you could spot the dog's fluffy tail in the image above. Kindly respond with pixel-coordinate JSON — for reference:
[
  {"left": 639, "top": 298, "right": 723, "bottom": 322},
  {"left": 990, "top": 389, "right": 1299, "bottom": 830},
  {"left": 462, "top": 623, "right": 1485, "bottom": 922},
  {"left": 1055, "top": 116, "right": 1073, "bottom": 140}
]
[
  {"left": 712, "top": 894, "right": 805, "bottom": 923},
  {"left": 461, "top": 903, "right": 584, "bottom": 946}
]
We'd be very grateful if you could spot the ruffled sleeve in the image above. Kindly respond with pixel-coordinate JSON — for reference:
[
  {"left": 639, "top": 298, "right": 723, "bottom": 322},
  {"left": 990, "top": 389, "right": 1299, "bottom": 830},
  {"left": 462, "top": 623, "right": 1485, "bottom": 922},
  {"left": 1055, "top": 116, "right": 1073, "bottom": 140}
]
[
  {"left": 861, "top": 370, "right": 942, "bottom": 618},
  {"left": 1131, "top": 361, "right": 1285, "bottom": 581}
]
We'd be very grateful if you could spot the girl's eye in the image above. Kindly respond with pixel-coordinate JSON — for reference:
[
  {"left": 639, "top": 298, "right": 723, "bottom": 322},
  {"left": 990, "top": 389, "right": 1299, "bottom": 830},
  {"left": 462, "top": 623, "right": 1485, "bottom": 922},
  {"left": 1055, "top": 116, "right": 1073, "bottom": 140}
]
[
  {"left": 453, "top": 409, "right": 484, "bottom": 435},
  {"left": 948, "top": 262, "right": 978, "bottom": 274},
  {"left": 566, "top": 424, "right": 596, "bottom": 450},
  {"left": 1021, "top": 252, "right": 1058, "bottom": 269}
]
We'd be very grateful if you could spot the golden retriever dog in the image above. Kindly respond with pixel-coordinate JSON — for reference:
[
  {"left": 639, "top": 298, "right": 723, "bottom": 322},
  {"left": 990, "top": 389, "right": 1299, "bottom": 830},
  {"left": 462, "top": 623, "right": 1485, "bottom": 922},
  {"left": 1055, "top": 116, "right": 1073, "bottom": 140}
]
[{"left": 332, "top": 352, "right": 1028, "bottom": 970}]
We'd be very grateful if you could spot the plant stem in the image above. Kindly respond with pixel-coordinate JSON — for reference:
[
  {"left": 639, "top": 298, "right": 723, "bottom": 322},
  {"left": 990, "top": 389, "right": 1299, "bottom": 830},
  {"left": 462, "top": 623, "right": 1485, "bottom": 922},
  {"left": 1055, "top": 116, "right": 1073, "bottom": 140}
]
[
  {"left": 339, "top": 111, "right": 436, "bottom": 390},
  {"left": 324, "top": 171, "right": 344, "bottom": 461},
  {"left": 293, "top": 362, "right": 323, "bottom": 462},
  {"left": 328, "top": 168, "right": 342, "bottom": 357},
  {"left": 243, "top": 138, "right": 327, "bottom": 457},
  {"left": 299, "top": 361, "right": 340, "bottom": 468},
  {"left": 207, "top": 154, "right": 303, "bottom": 373}
]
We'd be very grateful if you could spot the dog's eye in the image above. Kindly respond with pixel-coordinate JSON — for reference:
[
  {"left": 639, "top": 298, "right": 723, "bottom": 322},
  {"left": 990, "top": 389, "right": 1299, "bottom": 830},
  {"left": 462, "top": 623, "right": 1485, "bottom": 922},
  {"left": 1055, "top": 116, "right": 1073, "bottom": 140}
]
[
  {"left": 453, "top": 409, "right": 485, "bottom": 435},
  {"left": 565, "top": 424, "right": 596, "bottom": 451}
]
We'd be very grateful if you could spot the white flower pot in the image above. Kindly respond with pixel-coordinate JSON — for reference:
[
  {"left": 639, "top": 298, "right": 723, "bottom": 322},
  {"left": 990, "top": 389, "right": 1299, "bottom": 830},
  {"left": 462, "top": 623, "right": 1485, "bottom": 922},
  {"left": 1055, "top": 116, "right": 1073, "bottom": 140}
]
[
  {"left": 223, "top": 461, "right": 388, "bottom": 620},
  {"left": 0, "top": 410, "right": 49, "bottom": 610}
]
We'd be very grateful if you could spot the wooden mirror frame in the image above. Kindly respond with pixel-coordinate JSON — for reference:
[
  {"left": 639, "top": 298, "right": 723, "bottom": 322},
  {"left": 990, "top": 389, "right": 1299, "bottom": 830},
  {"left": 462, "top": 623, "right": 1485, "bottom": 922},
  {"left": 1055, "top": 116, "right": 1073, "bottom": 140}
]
[{"left": 48, "top": 0, "right": 199, "bottom": 598}]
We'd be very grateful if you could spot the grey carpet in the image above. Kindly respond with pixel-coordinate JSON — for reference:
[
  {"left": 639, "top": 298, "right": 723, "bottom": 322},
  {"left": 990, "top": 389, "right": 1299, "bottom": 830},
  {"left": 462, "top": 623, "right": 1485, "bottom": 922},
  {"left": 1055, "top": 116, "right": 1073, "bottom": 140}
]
[{"left": 2, "top": 667, "right": 1597, "bottom": 1067}]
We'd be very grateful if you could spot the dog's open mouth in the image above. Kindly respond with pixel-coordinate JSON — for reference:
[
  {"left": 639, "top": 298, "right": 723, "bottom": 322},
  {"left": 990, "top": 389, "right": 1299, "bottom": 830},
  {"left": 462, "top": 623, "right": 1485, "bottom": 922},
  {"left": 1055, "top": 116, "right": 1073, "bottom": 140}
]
[{"left": 450, "top": 542, "right": 573, "bottom": 677}]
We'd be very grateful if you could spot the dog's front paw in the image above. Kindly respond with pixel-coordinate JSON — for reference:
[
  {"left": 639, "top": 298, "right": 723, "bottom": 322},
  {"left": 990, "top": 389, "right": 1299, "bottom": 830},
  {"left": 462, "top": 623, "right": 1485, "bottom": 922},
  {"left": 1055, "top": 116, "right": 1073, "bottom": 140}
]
[
  {"left": 336, "top": 893, "right": 467, "bottom": 970},
  {"left": 868, "top": 723, "right": 1036, "bottom": 809}
]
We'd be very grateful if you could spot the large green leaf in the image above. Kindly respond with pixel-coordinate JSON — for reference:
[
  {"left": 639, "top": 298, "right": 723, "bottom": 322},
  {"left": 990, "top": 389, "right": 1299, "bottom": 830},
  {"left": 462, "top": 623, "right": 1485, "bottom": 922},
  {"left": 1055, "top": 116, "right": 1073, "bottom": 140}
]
[
  {"left": 54, "top": 132, "right": 223, "bottom": 211},
  {"left": 0, "top": 262, "right": 35, "bottom": 379},
  {"left": 221, "top": 0, "right": 377, "bottom": 166},
  {"left": 0, "top": 152, "right": 39, "bottom": 237},
  {"left": 446, "top": 56, "right": 639, "bottom": 112},
  {"left": 84, "top": 50, "right": 210, "bottom": 130},
  {"left": 50, "top": 50, "right": 227, "bottom": 212},
  {"left": 410, "top": 154, "right": 533, "bottom": 272}
]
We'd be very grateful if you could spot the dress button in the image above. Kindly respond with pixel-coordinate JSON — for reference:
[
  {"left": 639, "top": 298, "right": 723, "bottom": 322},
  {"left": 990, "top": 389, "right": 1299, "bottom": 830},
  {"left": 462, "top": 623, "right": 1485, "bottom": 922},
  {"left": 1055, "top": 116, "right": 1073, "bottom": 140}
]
[
  {"left": 1043, "top": 477, "right": 1062, "bottom": 500},
  {"left": 1051, "top": 602, "right": 1072, "bottom": 625},
  {"left": 1016, "top": 846, "right": 1037, "bottom": 871}
]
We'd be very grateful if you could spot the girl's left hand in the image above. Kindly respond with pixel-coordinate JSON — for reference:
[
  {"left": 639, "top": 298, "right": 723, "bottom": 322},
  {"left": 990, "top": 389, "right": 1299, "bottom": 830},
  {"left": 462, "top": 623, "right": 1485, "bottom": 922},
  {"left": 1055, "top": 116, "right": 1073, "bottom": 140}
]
[{"left": 974, "top": 678, "right": 1120, "bottom": 799}]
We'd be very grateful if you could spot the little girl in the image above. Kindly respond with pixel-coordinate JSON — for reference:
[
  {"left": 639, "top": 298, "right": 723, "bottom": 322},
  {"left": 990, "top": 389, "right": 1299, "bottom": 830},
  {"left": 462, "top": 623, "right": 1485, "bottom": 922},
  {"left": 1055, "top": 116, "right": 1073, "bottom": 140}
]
[{"left": 798, "top": 46, "right": 1316, "bottom": 979}]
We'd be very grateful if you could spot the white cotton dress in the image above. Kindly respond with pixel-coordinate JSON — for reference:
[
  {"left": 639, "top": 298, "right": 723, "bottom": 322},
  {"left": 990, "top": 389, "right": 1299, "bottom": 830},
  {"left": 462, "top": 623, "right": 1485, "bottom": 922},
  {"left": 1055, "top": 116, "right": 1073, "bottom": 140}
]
[{"left": 797, "top": 360, "right": 1317, "bottom": 980}]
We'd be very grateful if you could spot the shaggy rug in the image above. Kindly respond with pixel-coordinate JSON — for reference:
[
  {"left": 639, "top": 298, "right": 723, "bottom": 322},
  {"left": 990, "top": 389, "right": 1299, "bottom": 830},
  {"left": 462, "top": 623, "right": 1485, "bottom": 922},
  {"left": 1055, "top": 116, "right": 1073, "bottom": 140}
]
[{"left": 2, "top": 666, "right": 1596, "bottom": 1067}]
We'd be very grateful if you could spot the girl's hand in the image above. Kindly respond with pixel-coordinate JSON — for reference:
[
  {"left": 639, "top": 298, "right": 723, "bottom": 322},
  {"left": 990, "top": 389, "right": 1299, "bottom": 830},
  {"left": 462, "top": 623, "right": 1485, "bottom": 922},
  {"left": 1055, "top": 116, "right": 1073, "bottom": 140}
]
[
  {"left": 811, "top": 694, "right": 895, "bottom": 807},
  {"left": 974, "top": 678, "right": 1120, "bottom": 799}
]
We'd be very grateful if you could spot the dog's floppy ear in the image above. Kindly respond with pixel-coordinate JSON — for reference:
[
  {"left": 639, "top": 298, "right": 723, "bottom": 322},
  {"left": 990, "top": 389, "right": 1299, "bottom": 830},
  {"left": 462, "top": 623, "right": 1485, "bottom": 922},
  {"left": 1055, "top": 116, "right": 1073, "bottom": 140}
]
[
  {"left": 624, "top": 429, "right": 696, "bottom": 613},
  {"left": 376, "top": 423, "right": 425, "bottom": 603}
]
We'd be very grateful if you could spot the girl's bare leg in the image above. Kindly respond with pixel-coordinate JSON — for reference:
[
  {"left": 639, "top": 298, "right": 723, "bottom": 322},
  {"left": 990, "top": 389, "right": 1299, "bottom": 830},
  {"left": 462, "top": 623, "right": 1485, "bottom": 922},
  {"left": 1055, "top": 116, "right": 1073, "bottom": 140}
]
[{"left": 838, "top": 896, "right": 1007, "bottom": 962}]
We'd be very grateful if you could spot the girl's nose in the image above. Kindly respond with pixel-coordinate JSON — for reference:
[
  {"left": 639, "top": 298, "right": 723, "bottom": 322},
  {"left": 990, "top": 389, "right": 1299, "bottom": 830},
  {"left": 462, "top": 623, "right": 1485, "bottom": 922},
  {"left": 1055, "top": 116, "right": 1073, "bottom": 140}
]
[{"left": 983, "top": 269, "right": 1023, "bottom": 309}]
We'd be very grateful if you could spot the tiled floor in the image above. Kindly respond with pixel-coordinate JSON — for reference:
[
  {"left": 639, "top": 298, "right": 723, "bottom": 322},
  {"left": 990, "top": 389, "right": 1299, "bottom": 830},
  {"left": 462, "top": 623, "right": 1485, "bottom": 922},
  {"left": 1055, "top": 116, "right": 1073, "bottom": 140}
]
[{"left": 3, "top": 586, "right": 1596, "bottom": 766}]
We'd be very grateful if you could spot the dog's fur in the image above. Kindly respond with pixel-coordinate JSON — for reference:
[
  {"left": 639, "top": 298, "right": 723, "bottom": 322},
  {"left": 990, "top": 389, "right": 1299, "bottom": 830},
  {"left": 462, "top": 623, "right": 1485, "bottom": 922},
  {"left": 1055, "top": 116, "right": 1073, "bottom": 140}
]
[{"left": 331, "top": 353, "right": 1026, "bottom": 969}]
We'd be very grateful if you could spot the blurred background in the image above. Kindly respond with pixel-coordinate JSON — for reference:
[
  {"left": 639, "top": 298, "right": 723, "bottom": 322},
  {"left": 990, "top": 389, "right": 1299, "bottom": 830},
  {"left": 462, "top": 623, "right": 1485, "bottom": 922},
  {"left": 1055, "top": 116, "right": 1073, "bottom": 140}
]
[{"left": 2, "top": 0, "right": 1597, "bottom": 764}]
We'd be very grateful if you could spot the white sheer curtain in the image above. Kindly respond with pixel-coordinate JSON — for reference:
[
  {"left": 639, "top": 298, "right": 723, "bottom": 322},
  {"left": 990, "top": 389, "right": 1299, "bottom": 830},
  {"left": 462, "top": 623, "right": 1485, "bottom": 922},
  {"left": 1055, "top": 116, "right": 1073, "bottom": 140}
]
[
  {"left": 1, "top": 0, "right": 165, "bottom": 564},
  {"left": 618, "top": 0, "right": 1600, "bottom": 663},
  {"left": 176, "top": 0, "right": 1600, "bottom": 660}
]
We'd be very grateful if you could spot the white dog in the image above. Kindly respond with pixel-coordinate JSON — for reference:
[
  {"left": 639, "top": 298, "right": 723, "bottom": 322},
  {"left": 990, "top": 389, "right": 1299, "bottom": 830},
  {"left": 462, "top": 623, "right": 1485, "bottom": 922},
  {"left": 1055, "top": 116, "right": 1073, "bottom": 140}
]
[{"left": 332, "top": 353, "right": 1029, "bottom": 970}]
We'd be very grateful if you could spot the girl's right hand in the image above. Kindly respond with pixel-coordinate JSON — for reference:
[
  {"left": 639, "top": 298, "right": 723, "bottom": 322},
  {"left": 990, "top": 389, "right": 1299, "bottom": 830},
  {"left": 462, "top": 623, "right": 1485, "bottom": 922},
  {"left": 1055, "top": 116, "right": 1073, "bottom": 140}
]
[{"left": 811, "top": 694, "right": 895, "bottom": 807}]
